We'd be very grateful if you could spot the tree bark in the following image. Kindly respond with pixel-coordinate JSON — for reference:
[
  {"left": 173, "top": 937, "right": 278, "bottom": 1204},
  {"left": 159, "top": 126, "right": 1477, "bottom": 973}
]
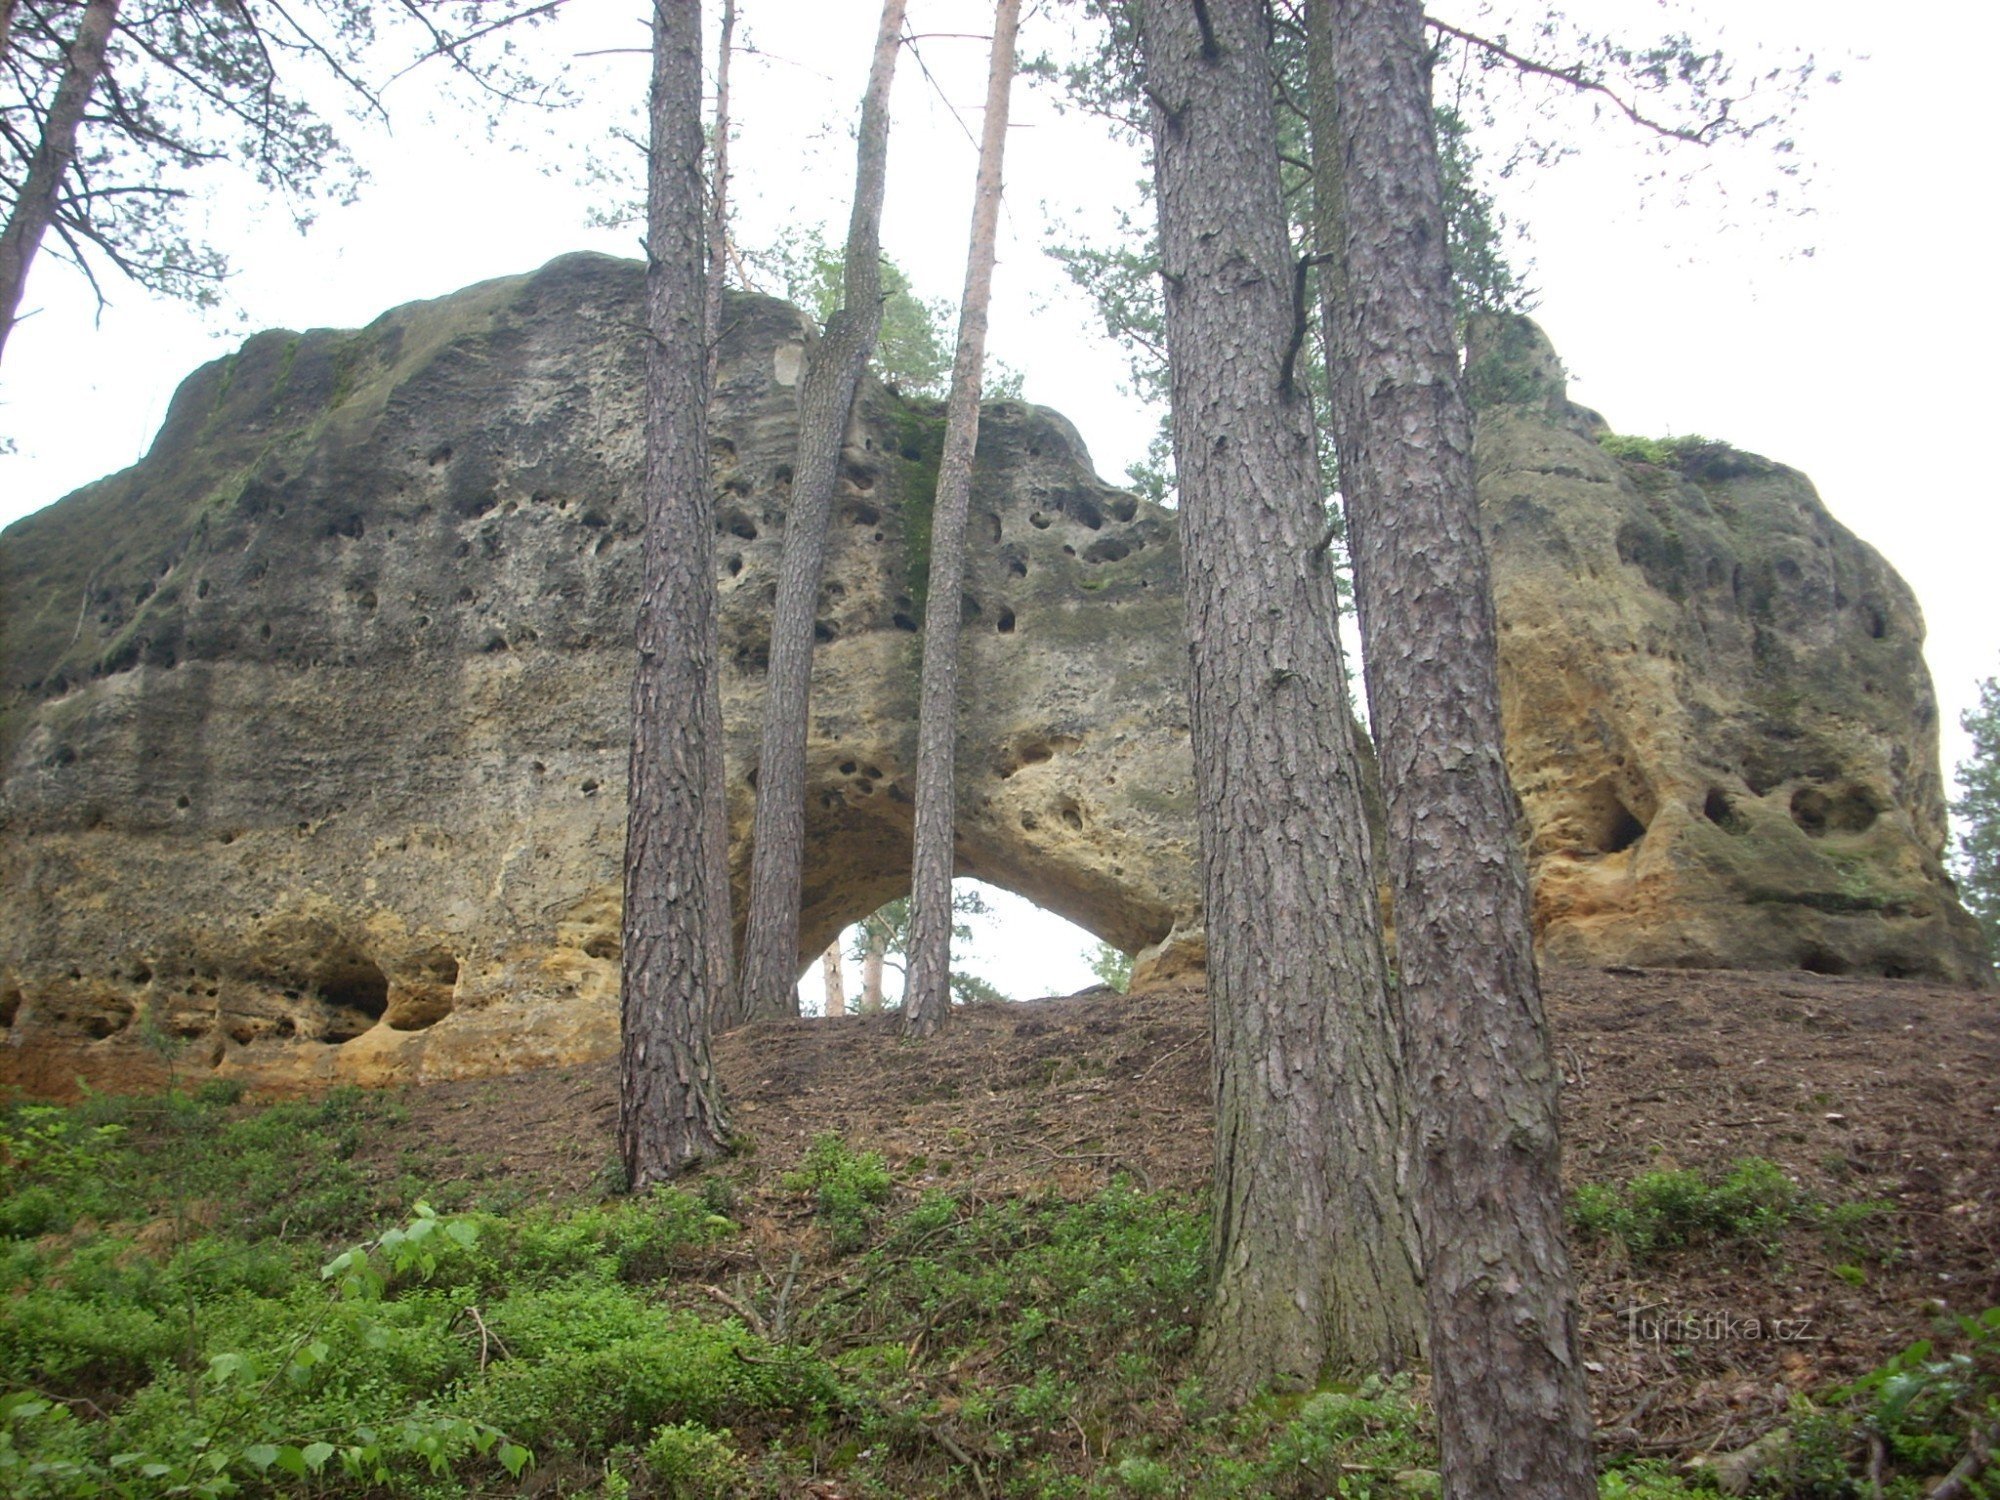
[
  {"left": 903, "top": 0, "right": 1022, "bottom": 1038},
  {"left": 0, "top": 0, "right": 119, "bottom": 369},
  {"left": 733, "top": 0, "right": 907, "bottom": 1023},
  {"left": 618, "top": 0, "right": 730, "bottom": 1191},
  {"left": 0, "top": 1, "right": 20, "bottom": 65},
  {"left": 703, "top": 0, "right": 735, "bottom": 388},
  {"left": 699, "top": 0, "right": 737, "bottom": 1020},
  {"left": 1132, "top": 0, "right": 1423, "bottom": 1399},
  {"left": 1311, "top": 1, "right": 1595, "bottom": 1492},
  {"left": 820, "top": 940, "right": 847, "bottom": 1017}
]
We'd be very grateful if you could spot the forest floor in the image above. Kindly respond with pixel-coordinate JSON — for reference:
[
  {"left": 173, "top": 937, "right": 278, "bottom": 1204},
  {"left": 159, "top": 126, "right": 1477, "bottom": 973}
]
[{"left": 371, "top": 963, "right": 2000, "bottom": 1466}]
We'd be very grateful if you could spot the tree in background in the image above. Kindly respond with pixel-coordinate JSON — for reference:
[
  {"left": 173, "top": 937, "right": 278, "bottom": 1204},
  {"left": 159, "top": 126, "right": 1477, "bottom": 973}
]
[
  {"left": 1952, "top": 673, "right": 2000, "bottom": 961},
  {"left": 734, "top": 0, "right": 907, "bottom": 1025},
  {"left": 745, "top": 224, "right": 1023, "bottom": 402},
  {"left": 617, "top": 0, "right": 728, "bottom": 1188},
  {"left": 1128, "top": 0, "right": 1422, "bottom": 1398},
  {"left": 1085, "top": 942, "right": 1131, "bottom": 994},
  {"left": 0, "top": 0, "right": 566, "bottom": 369},
  {"left": 749, "top": 226, "right": 951, "bottom": 398},
  {"left": 904, "top": 0, "right": 1022, "bottom": 1039},
  {"left": 847, "top": 889, "right": 1003, "bottom": 1014}
]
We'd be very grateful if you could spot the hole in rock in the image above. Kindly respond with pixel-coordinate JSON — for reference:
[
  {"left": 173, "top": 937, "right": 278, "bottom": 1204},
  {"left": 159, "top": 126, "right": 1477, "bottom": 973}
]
[
  {"left": 1791, "top": 784, "right": 1880, "bottom": 837},
  {"left": 814, "top": 620, "right": 837, "bottom": 643},
  {"left": 1029, "top": 512, "right": 1051, "bottom": 529},
  {"left": 1799, "top": 948, "right": 1850, "bottom": 977},
  {"left": 584, "top": 931, "right": 619, "bottom": 961},
  {"left": 1578, "top": 780, "right": 1649, "bottom": 855},
  {"left": 1008, "top": 558, "right": 1028, "bottom": 577},
  {"left": 847, "top": 502, "right": 881, "bottom": 526},
  {"left": 319, "top": 951, "right": 390, "bottom": 1043},
  {"left": 1703, "top": 787, "right": 1748, "bottom": 835},
  {"left": 727, "top": 554, "right": 744, "bottom": 577},
  {"left": 1107, "top": 495, "right": 1137, "bottom": 522},
  {"left": 81, "top": 1006, "right": 133, "bottom": 1040},
  {"left": 984, "top": 514, "right": 1002, "bottom": 543},
  {"left": 1083, "top": 537, "right": 1132, "bottom": 564},
  {"left": 892, "top": 613, "right": 919, "bottom": 632},
  {"left": 996, "top": 608, "right": 1016, "bottom": 634},
  {"left": 0, "top": 984, "right": 21, "bottom": 1028},
  {"left": 723, "top": 511, "right": 759, "bottom": 540}
]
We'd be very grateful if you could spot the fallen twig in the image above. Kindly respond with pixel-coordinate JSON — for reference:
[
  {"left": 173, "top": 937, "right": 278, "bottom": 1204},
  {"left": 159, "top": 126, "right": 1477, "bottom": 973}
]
[
  {"left": 701, "top": 1282, "right": 768, "bottom": 1337},
  {"left": 1929, "top": 1420, "right": 1996, "bottom": 1500}
]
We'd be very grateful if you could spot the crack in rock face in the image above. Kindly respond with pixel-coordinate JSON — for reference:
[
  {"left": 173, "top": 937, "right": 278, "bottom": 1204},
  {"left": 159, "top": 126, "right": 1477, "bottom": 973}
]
[{"left": 0, "top": 257, "right": 1983, "bottom": 1095}]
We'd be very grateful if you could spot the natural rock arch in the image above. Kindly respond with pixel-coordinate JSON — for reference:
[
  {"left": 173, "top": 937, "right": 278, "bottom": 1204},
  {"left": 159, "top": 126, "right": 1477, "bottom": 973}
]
[{"left": 0, "top": 255, "right": 1983, "bottom": 1095}]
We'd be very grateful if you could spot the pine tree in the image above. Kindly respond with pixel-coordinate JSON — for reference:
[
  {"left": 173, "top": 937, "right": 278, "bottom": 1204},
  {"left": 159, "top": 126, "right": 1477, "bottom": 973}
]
[
  {"left": 617, "top": 0, "right": 730, "bottom": 1188},
  {"left": 1311, "top": 0, "right": 1593, "bottom": 1488},
  {"left": 734, "top": 0, "right": 907, "bottom": 1024},
  {"left": 904, "top": 0, "right": 1023, "bottom": 1038},
  {"left": 1952, "top": 674, "right": 2000, "bottom": 962},
  {"left": 1130, "top": 0, "right": 1422, "bottom": 1397}
]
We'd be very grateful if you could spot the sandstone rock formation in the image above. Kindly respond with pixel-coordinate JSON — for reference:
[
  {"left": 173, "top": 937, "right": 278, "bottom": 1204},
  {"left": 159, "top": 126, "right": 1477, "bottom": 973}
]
[
  {"left": 0, "top": 254, "right": 1199, "bottom": 1094},
  {"left": 1468, "top": 316, "right": 1985, "bottom": 984},
  {"left": 0, "top": 255, "right": 1983, "bottom": 1094}
]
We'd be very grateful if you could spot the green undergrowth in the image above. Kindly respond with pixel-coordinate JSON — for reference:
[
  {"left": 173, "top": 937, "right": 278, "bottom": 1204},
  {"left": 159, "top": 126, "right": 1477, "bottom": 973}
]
[
  {"left": 0, "top": 1094, "right": 1987, "bottom": 1497},
  {"left": 1568, "top": 1157, "right": 1889, "bottom": 1262}
]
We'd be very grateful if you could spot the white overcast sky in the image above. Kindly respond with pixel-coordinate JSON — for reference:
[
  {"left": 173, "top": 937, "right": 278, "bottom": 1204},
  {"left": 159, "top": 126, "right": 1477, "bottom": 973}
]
[{"left": 1, "top": 1, "right": 1993, "bottom": 999}]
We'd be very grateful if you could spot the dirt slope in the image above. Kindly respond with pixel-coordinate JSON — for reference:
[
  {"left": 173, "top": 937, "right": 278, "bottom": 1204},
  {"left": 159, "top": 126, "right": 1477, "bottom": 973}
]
[{"left": 370, "top": 964, "right": 1999, "bottom": 1457}]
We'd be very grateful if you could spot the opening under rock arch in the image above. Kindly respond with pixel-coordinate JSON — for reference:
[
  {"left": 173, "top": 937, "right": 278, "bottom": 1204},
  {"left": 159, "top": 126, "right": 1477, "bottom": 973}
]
[{"left": 799, "top": 880, "right": 1119, "bottom": 1018}]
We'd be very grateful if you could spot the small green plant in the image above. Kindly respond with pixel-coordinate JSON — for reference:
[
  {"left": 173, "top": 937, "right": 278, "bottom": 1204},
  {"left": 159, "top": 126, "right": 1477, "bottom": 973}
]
[
  {"left": 1568, "top": 1157, "right": 1868, "bottom": 1259},
  {"left": 1597, "top": 1459, "right": 1709, "bottom": 1498},
  {"left": 644, "top": 1420, "right": 743, "bottom": 1498},
  {"left": 782, "top": 1133, "right": 894, "bottom": 1252},
  {"left": 1111, "top": 1452, "right": 1176, "bottom": 1496},
  {"left": 1260, "top": 1377, "right": 1436, "bottom": 1499}
]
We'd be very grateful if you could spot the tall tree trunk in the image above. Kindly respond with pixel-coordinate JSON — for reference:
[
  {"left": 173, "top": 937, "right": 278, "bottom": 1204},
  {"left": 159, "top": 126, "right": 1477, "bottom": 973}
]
[
  {"left": 1311, "top": 1, "right": 1595, "bottom": 1492},
  {"left": 0, "top": 0, "right": 119, "bottom": 369},
  {"left": 703, "top": 0, "right": 735, "bottom": 388},
  {"left": 733, "top": 0, "right": 907, "bottom": 1023},
  {"left": 820, "top": 940, "right": 847, "bottom": 1017},
  {"left": 699, "top": 0, "right": 737, "bottom": 1019},
  {"left": 903, "top": 0, "right": 1022, "bottom": 1038},
  {"left": 1132, "top": 0, "right": 1423, "bottom": 1398},
  {"left": 618, "top": 0, "right": 730, "bottom": 1190}
]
